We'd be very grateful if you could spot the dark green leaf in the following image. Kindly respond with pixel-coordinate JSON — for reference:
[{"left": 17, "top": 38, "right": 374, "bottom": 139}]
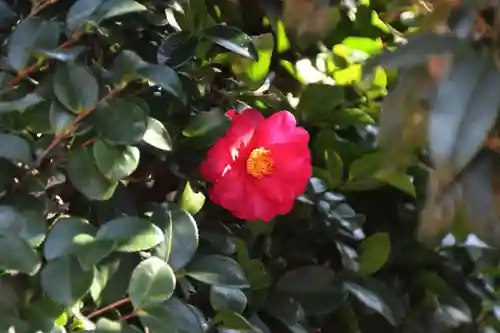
[
  {"left": 214, "top": 311, "right": 256, "bottom": 332},
  {"left": 95, "top": 318, "right": 142, "bottom": 333},
  {"left": 297, "top": 84, "right": 345, "bottom": 123},
  {"left": 66, "top": 148, "right": 118, "bottom": 200},
  {"left": 358, "top": 232, "right": 391, "bottom": 275},
  {"left": 187, "top": 255, "right": 249, "bottom": 288},
  {"left": 0, "top": 1, "right": 15, "bottom": 29},
  {"left": 49, "top": 102, "right": 76, "bottom": 135},
  {"left": 96, "top": 216, "right": 164, "bottom": 252},
  {"left": 182, "top": 109, "right": 229, "bottom": 137},
  {"left": 66, "top": 0, "right": 102, "bottom": 32},
  {"left": 210, "top": 286, "right": 247, "bottom": 314},
  {"left": 277, "top": 265, "right": 346, "bottom": 315},
  {"left": 92, "top": 0, "right": 147, "bottom": 22},
  {"left": 373, "top": 170, "right": 416, "bottom": 197},
  {"left": 136, "top": 64, "right": 185, "bottom": 101},
  {"left": 0, "top": 93, "right": 44, "bottom": 113},
  {"left": 0, "top": 205, "right": 46, "bottom": 247},
  {"left": 153, "top": 204, "right": 199, "bottom": 270},
  {"left": 92, "top": 139, "right": 140, "bottom": 182},
  {"left": 41, "top": 257, "right": 94, "bottom": 306},
  {"left": 53, "top": 63, "right": 99, "bottom": 113},
  {"left": 203, "top": 25, "right": 258, "bottom": 60},
  {"left": 93, "top": 98, "right": 148, "bottom": 145},
  {"left": 128, "top": 256, "right": 176, "bottom": 308},
  {"left": 43, "top": 217, "right": 96, "bottom": 261},
  {"left": 343, "top": 274, "right": 405, "bottom": 326},
  {"left": 0, "top": 133, "right": 32, "bottom": 164},
  {"left": 142, "top": 117, "right": 173, "bottom": 151},
  {"left": 0, "top": 232, "right": 40, "bottom": 275}
]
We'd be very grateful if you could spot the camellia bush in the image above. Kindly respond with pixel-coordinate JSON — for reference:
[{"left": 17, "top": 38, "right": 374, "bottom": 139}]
[{"left": 2, "top": 0, "right": 500, "bottom": 332}]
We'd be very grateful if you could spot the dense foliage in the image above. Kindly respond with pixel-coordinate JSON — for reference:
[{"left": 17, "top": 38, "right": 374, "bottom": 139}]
[{"left": 1, "top": 0, "right": 500, "bottom": 332}]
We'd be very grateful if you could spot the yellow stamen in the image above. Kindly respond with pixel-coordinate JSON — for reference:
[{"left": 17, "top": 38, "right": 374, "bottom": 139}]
[{"left": 246, "top": 147, "right": 274, "bottom": 178}]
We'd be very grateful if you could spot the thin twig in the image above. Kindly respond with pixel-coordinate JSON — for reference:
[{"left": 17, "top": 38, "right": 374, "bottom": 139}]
[
  {"left": 87, "top": 297, "right": 131, "bottom": 319},
  {"left": 7, "top": 31, "right": 83, "bottom": 88},
  {"left": 35, "top": 85, "right": 125, "bottom": 165},
  {"left": 29, "top": 0, "right": 59, "bottom": 18},
  {"left": 118, "top": 310, "right": 139, "bottom": 322}
]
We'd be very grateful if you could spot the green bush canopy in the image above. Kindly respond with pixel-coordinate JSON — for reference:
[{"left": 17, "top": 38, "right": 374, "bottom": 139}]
[{"left": 0, "top": 0, "right": 500, "bottom": 332}]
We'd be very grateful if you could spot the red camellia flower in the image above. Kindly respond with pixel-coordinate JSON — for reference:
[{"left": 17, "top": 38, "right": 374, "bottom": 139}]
[{"left": 200, "top": 108, "right": 312, "bottom": 221}]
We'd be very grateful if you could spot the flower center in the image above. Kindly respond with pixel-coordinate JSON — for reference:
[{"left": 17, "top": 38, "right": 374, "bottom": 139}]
[{"left": 246, "top": 147, "right": 274, "bottom": 178}]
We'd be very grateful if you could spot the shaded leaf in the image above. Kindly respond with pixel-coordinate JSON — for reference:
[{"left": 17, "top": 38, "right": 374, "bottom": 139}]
[
  {"left": 277, "top": 265, "right": 346, "bottom": 315},
  {"left": 0, "top": 232, "right": 40, "bottom": 275},
  {"left": 187, "top": 255, "right": 249, "bottom": 288},
  {"left": 210, "top": 286, "right": 247, "bottom": 314},
  {"left": 343, "top": 274, "right": 405, "bottom": 326},
  {"left": 0, "top": 133, "right": 32, "bottom": 164},
  {"left": 41, "top": 257, "right": 94, "bottom": 306},
  {"left": 66, "top": 148, "right": 118, "bottom": 201},
  {"left": 43, "top": 217, "right": 96, "bottom": 261},
  {"left": 153, "top": 204, "right": 199, "bottom": 271},
  {"left": 53, "top": 63, "right": 99, "bottom": 113}
]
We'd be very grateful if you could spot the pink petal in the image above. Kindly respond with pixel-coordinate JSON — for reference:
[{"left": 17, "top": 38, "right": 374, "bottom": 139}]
[{"left": 255, "top": 111, "right": 309, "bottom": 146}]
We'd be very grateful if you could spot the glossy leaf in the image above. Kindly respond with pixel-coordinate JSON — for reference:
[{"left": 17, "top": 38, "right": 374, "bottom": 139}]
[
  {"left": 92, "top": 139, "right": 140, "bottom": 182},
  {"left": 203, "top": 25, "right": 258, "bottom": 60},
  {"left": 96, "top": 216, "right": 164, "bottom": 252},
  {"left": 187, "top": 255, "right": 249, "bottom": 288},
  {"left": 128, "top": 256, "right": 176, "bottom": 308}
]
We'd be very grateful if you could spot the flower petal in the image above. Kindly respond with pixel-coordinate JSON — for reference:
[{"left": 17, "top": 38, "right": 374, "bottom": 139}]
[
  {"left": 224, "top": 108, "right": 265, "bottom": 146},
  {"left": 199, "top": 136, "right": 233, "bottom": 183},
  {"left": 255, "top": 111, "right": 309, "bottom": 146}
]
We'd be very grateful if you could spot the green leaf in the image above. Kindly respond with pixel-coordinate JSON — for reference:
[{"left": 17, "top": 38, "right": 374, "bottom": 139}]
[
  {"left": 186, "top": 255, "right": 249, "bottom": 288},
  {"left": 96, "top": 216, "right": 164, "bottom": 252},
  {"left": 0, "top": 1, "right": 15, "bottom": 29},
  {"left": 0, "top": 93, "right": 44, "bottom": 113},
  {"left": 8, "top": 18, "right": 58, "bottom": 70},
  {"left": 210, "top": 286, "right": 248, "bottom": 314},
  {"left": 66, "top": 148, "right": 118, "bottom": 201},
  {"left": 324, "top": 150, "right": 343, "bottom": 188},
  {"left": 0, "top": 133, "right": 33, "bottom": 164},
  {"left": 342, "top": 274, "right": 405, "bottom": 326},
  {"left": 128, "top": 256, "right": 176, "bottom": 308},
  {"left": 43, "top": 217, "right": 96, "bottom": 261},
  {"left": 92, "top": 0, "right": 147, "bottom": 21},
  {"left": 41, "top": 257, "right": 94, "bottom": 306},
  {"left": 0, "top": 205, "right": 46, "bottom": 247},
  {"left": 277, "top": 265, "right": 346, "bottom": 315},
  {"left": 153, "top": 204, "right": 199, "bottom": 271},
  {"left": 136, "top": 64, "right": 185, "bottom": 101},
  {"left": 358, "top": 232, "right": 391, "bottom": 275},
  {"left": 182, "top": 109, "right": 229, "bottom": 138},
  {"left": 297, "top": 84, "right": 345, "bottom": 123},
  {"left": 74, "top": 236, "right": 116, "bottom": 270},
  {"left": 95, "top": 318, "right": 142, "bottom": 333},
  {"left": 0, "top": 232, "right": 41, "bottom": 275},
  {"left": 142, "top": 117, "right": 173, "bottom": 151},
  {"left": 373, "top": 170, "right": 416, "bottom": 197},
  {"left": 139, "top": 297, "right": 204, "bottom": 333},
  {"left": 93, "top": 98, "right": 148, "bottom": 145},
  {"left": 178, "top": 181, "right": 205, "bottom": 215},
  {"left": 66, "top": 0, "right": 102, "bottom": 32},
  {"left": 214, "top": 311, "right": 256, "bottom": 332},
  {"left": 92, "top": 139, "right": 140, "bottom": 182},
  {"left": 53, "top": 63, "right": 99, "bottom": 113},
  {"left": 49, "top": 102, "right": 76, "bottom": 135},
  {"left": 203, "top": 25, "right": 258, "bottom": 61},
  {"left": 348, "top": 152, "right": 385, "bottom": 180},
  {"left": 231, "top": 33, "right": 274, "bottom": 86}
]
